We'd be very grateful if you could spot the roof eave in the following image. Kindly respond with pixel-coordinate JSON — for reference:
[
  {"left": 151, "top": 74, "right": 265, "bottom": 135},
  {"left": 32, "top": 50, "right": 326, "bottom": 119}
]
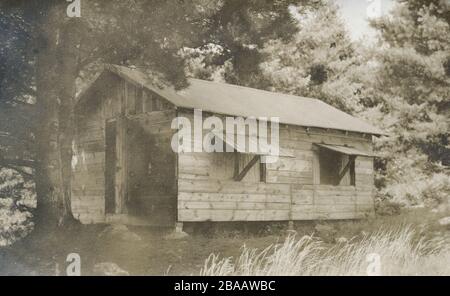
[{"left": 75, "top": 64, "right": 387, "bottom": 137}]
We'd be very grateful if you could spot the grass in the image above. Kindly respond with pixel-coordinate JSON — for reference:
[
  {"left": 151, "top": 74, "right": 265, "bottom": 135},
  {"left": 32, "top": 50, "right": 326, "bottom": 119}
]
[
  {"left": 0, "top": 208, "right": 449, "bottom": 275},
  {"left": 200, "top": 225, "right": 450, "bottom": 276}
]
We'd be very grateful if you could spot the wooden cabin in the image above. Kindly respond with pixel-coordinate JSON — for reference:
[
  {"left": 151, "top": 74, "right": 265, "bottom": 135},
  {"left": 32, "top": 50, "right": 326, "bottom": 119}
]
[{"left": 72, "top": 64, "right": 384, "bottom": 227}]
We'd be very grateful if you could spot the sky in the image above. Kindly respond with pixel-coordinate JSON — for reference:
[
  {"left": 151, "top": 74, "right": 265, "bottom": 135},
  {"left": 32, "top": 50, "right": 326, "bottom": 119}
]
[{"left": 335, "top": 0, "right": 395, "bottom": 41}]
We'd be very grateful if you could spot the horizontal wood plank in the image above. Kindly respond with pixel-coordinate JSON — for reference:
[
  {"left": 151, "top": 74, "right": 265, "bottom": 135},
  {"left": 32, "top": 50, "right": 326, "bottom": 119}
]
[{"left": 178, "top": 209, "right": 290, "bottom": 221}]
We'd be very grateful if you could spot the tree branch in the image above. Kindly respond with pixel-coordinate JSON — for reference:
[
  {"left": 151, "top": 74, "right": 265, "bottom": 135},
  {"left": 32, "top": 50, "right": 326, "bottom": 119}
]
[{"left": 1, "top": 164, "right": 34, "bottom": 179}]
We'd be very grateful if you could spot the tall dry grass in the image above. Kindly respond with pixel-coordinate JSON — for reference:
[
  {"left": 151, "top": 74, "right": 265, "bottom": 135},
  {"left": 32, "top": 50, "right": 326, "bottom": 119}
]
[{"left": 200, "top": 226, "right": 450, "bottom": 276}]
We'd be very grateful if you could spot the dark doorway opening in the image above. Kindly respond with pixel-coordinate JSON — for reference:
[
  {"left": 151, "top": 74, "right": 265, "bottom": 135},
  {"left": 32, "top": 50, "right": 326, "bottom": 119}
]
[
  {"left": 126, "top": 118, "right": 176, "bottom": 226},
  {"left": 105, "top": 120, "right": 117, "bottom": 214}
]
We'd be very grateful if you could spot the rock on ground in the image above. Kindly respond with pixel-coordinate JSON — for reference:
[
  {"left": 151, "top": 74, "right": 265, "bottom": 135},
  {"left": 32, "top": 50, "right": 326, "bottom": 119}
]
[
  {"left": 93, "top": 262, "right": 129, "bottom": 276},
  {"left": 431, "top": 204, "right": 449, "bottom": 213},
  {"left": 164, "top": 230, "right": 189, "bottom": 240},
  {"left": 438, "top": 217, "right": 450, "bottom": 226},
  {"left": 98, "top": 224, "right": 142, "bottom": 241}
]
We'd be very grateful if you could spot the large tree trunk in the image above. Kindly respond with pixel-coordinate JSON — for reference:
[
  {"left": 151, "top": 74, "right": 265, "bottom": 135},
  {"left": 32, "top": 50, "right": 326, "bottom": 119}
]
[{"left": 34, "top": 7, "right": 81, "bottom": 230}]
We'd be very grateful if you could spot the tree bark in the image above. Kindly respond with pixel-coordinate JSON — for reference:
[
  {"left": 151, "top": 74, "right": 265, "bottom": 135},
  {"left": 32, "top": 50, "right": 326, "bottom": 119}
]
[{"left": 34, "top": 8, "right": 81, "bottom": 230}]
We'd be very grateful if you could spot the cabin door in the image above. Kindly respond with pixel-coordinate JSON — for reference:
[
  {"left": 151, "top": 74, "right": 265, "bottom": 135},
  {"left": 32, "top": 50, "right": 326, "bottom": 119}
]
[{"left": 105, "top": 118, "right": 128, "bottom": 214}]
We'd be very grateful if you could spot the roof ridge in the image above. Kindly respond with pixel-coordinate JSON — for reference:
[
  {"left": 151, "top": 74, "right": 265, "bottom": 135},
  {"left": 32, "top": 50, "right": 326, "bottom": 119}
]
[
  {"left": 187, "top": 77, "right": 319, "bottom": 102},
  {"left": 116, "top": 66, "right": 318, "bottom": 104}
]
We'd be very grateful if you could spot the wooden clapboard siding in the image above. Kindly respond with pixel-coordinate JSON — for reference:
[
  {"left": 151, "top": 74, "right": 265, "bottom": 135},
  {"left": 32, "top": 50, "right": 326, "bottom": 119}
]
[
  {"left": 178, "top": 152, "right": 261, "bottom": 182},
  {"left": 290, "top": 185, "right": 373, "bottom": 220},
  {"left": 179, "top": 201, "right": 291, "bottom": 210},
  {"left": 178, "top": 192, "right": 292, "bottom": 203},
  {"left": 266, "top": 156, "right": 313, "bottom": 184},
  {"left": 178, "top": 209, "right": 291, "bottom": 222},
  {"left": 177, "top": 109, "right": 375, "bottom": 222},
  {"left": 178, "top": 180, "right": 291, "bottom": 221},
  {"left": 355, "top": 157, "right": 374, "bottom": 188},
  {"left": 179, "top": 179, "right": 291, "bottom": 194},
  {"left": 279, "top": 125, "right": 373, "bottom": 152},
  {"left": 177, "top": 183, "right": 373, "bottom": 222}
]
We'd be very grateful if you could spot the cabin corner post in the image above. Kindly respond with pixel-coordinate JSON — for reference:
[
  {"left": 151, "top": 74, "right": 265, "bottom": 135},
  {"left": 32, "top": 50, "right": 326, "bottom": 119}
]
[
  {"left": 175, "top": 222, "right": 184, "bottom": 233},
  {"left": 288, "top": 184, "right": 294, "bottom": 230},
  {"left": 287, "top": 220, "right": 295, "bottom": 231},
  {"left": 175, "top": 108, "right": 181, "bottom": 226}
]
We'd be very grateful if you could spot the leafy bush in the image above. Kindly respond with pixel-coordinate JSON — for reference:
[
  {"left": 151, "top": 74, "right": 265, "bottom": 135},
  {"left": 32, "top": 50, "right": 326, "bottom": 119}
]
[
  {"left": 372, "top": 141, "right": 450, "bottom": 207},
  {"left": 0, "top": 168, "right": 35, "bottom": 246},
  {"left": 421, "top": 173, "right": 450, "bottom": 207},
  {"left": 383, "top": 170, "right": 449, "bottom": 208},
  {"left": 374, "top": 192, "right": 402, "bottom": 216}
]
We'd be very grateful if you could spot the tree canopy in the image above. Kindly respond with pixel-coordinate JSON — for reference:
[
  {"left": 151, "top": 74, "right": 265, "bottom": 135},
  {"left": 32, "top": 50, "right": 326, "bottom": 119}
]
[
  {"left": 366, "top": 0, "right": 450, "bottom": 204},
  {"left": 0, "top": 0, "right": 319, "bottom": 226},
  {"left": 0, "top": 0, "right": 448, "bottom": 231}
]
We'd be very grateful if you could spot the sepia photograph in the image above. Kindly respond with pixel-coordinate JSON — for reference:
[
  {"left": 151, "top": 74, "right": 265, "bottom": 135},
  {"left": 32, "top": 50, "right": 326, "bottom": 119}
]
[{"left": 0, "top": 0, "right": 449, "bottom": 283}]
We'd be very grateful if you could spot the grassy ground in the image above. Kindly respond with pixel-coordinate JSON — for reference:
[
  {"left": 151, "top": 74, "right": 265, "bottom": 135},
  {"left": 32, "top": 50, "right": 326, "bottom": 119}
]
[{"left": 0, "top": 208, "right": 449, "bottom": 275}]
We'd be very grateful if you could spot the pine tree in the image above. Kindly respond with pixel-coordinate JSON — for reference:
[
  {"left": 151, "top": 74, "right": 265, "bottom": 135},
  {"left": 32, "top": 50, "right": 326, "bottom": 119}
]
[
  {"left": 258, "top": 1, "right": 363, "bottom": 113},
  {"left": 367, "top": 0, "right": 450, "bottom": 205}
]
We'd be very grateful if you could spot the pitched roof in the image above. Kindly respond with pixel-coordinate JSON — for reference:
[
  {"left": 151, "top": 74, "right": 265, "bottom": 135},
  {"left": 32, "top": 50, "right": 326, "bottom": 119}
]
[{"left": 79, "top": 64, "right": 384, "bottom": 135}]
